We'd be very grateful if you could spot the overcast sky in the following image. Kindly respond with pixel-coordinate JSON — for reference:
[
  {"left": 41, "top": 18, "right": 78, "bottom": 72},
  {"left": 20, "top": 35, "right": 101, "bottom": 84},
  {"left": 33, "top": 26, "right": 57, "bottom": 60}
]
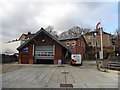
[{"left": 0, "top": 0, "right": 119, "bottom": 43}]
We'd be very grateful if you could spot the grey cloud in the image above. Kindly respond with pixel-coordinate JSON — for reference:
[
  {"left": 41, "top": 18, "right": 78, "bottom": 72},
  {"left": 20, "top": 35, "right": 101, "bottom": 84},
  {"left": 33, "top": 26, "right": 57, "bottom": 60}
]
[
  {"left": 118, "top": 1, "right": 120, "bottom": 29},
  {"left": 53, "top": 3, "right": 100, "bottom": 31},
  {"left": 2, "top": 2, "right": 43, "bottom": 42},
  {"left": 1, "top": 2, "right": 117, "bottom": 43}
]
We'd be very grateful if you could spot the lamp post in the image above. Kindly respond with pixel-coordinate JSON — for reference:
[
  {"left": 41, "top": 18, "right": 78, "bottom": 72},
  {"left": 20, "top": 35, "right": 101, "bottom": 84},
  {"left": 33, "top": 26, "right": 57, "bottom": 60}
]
[
  {"left": 94, "top": 32, "right": 97, "bottom": 63},
  {"left": 116, "top": 53, "right": 119, "bottom": 63}
]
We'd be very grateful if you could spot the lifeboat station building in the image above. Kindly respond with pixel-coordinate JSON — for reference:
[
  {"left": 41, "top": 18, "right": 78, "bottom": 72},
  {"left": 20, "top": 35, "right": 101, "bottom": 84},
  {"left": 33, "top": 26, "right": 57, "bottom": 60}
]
[{"left": 17, "top": 28, "right": 71, "bottom": 64}]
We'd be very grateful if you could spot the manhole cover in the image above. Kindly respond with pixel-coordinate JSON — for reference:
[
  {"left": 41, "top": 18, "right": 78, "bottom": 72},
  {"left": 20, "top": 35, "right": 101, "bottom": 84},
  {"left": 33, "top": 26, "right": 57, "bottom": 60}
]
[
  {"left": 89, "top": 63, "right": 96, "bottom": 66},
  {"left": 60, "top": 84, "right": 73, "bottom": 87},
  {"left": 62, "top": 72, "right": 69, "bottom": 74},
  {"left": 58, "top": 65, "right": 65, "bottom": 67}
]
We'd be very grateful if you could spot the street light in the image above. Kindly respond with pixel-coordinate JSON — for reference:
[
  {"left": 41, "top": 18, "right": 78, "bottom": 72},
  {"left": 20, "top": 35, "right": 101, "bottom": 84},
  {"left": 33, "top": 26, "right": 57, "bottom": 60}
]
[
  {"left": 117, "top": 53, "right": 119, "bottom": 56},
  {"left": 94, "top": 32, "right": 97, "bottom": 63},
  {"left": 116, "top": 53, "right": 119, "bottom": 63}
]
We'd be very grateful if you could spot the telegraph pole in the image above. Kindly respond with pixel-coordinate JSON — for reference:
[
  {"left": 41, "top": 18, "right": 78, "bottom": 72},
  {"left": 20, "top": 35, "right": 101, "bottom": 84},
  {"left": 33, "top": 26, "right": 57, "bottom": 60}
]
[
  {"left": 96, "top": 21, "right": 103, "bottom": 60},
  {"left": 100, "top": 27, "right": 103, "bottom": 59}
]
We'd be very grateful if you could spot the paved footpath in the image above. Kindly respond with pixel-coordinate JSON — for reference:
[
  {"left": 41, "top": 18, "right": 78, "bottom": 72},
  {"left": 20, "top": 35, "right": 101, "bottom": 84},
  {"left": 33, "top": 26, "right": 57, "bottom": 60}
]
[{"left": 2, "top": 62, "right": 119, "bottom": 88}]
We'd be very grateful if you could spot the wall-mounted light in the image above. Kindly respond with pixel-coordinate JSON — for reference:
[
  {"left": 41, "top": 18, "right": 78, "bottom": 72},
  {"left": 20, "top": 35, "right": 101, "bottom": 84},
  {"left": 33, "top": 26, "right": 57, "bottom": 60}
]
[
  {"left": 94, "top": 32, "right": 97, "bottom": 36},
  {"left": 42, "top": 39, "right": 45, "bottom": 42}
]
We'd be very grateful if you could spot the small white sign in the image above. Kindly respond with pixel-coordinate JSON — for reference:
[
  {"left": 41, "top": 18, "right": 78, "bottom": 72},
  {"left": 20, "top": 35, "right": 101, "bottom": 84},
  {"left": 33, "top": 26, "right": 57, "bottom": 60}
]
[{"left": 99, "top": 51, "right": 103, "bottom": 59}]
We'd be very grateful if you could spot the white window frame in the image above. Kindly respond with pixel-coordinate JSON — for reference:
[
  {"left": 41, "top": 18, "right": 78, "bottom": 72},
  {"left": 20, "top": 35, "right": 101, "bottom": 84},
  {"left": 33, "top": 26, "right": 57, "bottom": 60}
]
[
  {"left": 66, "top": 41, "right": 70, "bottom": 46},
  {"left": 72, "top": 40, "right": 76, "bottom": 46}
]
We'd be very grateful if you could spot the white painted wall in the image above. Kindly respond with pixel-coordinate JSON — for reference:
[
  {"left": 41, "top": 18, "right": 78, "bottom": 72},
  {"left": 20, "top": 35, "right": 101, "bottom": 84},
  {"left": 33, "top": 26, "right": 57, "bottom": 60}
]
[{"left": 2, "top": 41, "right": 21, "bottom": 55}]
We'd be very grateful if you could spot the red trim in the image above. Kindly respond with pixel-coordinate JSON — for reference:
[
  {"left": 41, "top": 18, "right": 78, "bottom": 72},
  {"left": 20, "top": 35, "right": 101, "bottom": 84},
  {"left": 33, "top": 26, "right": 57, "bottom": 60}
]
[{"left": 71, "top": 60, "right": 76, "bottom": 64}]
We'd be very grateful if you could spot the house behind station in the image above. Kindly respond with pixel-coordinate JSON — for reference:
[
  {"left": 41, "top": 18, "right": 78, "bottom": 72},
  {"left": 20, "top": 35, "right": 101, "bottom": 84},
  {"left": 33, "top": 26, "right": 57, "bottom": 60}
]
[
  {"left": 59, "top": 33, "right": 86, "bottom": 59},
  {"left": 84, "top": 29, "right": 113, "bottom": 48},
  {"left": 84, "top": 28, "right": 114, "bottom": 59}
]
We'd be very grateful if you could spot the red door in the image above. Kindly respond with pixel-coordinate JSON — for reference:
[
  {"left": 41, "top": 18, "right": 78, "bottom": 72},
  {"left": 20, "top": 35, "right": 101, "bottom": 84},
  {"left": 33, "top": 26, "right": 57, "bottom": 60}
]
[{"left": 21, "top": 54, "right": 29, "bottom": 64}]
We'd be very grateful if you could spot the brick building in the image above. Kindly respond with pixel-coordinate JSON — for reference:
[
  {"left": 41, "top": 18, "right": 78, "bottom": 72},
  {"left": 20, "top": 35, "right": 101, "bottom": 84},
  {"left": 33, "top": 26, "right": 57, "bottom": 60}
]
[
  {"left": 59, "top": 34, "right": 86, "bottom": 59},
  {"left": 17, "top": 28, "right": 71, "bottom": 64}
]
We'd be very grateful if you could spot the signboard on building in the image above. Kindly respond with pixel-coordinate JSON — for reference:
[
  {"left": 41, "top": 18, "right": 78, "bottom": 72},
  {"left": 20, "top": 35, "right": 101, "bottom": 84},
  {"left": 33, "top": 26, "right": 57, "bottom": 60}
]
[
  {"left": 71, "top": 41, "right": 76, "bottom": 53},
  {"left": 99, "top": 51, "right": 103, "bottom": 59},
  {"left": 23, "top": 47, "right": 28, "bottom": 52}
]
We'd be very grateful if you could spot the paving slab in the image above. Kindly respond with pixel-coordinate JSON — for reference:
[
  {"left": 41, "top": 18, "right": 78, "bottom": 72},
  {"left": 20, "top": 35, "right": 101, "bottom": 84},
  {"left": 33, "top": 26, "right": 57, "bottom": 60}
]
[{"left": 2, "top": 63, "right": 119, "bottom": 89}]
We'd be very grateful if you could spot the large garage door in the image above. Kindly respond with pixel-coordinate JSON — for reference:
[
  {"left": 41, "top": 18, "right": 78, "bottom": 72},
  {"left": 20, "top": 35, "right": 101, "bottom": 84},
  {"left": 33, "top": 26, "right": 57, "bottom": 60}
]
[{"left": 35, "top": 46, "right": 54, "bottom": 63}]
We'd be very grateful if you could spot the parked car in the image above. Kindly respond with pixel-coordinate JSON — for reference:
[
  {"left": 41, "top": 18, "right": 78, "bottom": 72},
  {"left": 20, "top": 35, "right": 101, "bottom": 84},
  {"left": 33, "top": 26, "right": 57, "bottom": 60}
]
[{"left": 71, "top": 54, "right": 82, "bottom": 65}]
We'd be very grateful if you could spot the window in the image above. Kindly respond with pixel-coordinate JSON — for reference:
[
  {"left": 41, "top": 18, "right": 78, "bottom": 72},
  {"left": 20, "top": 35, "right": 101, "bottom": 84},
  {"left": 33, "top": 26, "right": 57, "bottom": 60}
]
[
  {"left": 66, "top": 41, "right": 70, "bottom": 46},
  {"left": 78, "top": 39, "right": 80, "bottom": 46},
  {"left": 72, "top": 40, "right": 76, "bottom": 46},
  {"left": 35, "top": 46, "right": 54, "bottom": 57},
  {"left": 36, "top": 51, "right": 54, "bottom": 57},
  {"left": 88, "top": 36, "right": 91, "bottom": 39},
  {"left": 88, "top": 42, "right": 92, "bottom": 45},
  {"left": 81, "top": 41, "right": 83, "bottom": 46}
]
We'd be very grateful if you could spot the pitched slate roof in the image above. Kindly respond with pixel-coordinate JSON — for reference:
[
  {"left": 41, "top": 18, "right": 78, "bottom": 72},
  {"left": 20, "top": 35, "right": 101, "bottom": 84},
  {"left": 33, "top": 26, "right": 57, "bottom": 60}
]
[
  {"left": 28, "top": 34, "right": 35, "bottom": 38},
  {"left": 17, "top": 28, "right": 71, "bottom": 52},
  {"left": 85, "top": 30, "right": 111, "bottom": 35},
  {"left": 58, "top": 34, "right": 82, "bottom": 41}
]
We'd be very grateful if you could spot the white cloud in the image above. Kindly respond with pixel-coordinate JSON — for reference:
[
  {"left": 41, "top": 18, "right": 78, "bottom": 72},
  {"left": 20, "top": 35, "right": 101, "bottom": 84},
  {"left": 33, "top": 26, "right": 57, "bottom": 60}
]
[{"left": 35, "top": 3, "right": 76, "bottom": 27}]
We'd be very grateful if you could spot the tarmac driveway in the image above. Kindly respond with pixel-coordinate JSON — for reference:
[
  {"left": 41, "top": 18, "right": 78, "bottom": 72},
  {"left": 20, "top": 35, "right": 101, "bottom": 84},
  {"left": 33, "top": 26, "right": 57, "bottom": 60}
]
[{"left": 2, "top": 62, "right": 119, "bottom": 88}]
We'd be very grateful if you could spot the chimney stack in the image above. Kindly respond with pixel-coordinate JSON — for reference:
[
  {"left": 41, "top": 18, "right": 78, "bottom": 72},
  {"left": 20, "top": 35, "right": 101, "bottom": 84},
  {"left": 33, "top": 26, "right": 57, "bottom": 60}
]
[{"left": 28, "top": 32, "right": 31, "bottom": 35}]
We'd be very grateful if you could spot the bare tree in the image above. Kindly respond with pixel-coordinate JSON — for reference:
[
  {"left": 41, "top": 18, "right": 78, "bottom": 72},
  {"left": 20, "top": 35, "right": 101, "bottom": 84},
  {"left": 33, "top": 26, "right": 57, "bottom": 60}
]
[
  {"left": 45, "top": 26, "right": 58, "bottom": 38},
  {"left": 59, "top": 26, "right": 90, "bottom": 40},
  {"left": 45, "top": 26, "right": 54, "bottom": 33}
]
